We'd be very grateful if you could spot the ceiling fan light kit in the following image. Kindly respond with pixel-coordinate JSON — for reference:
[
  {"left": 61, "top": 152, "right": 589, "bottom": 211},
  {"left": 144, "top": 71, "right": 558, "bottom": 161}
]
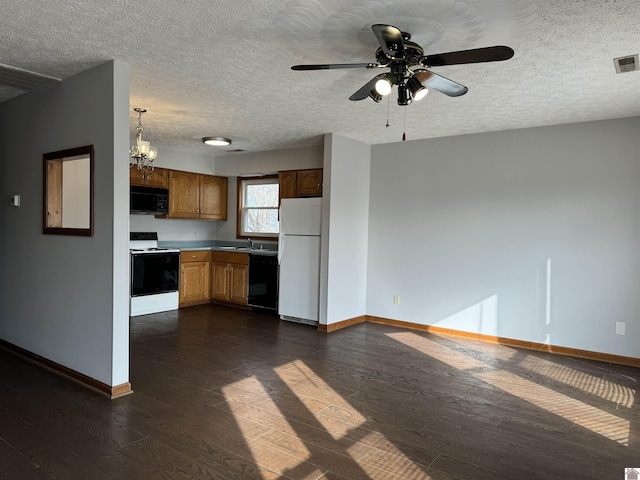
[
  {"left": 407, "top": 77, "right": 428, "bottom": 101},
  {"left": 374, "top": 77, "right": 392, "bottom": 96},
  {"left": 292, "top": 23, "right": 514, "bottom": 106}
]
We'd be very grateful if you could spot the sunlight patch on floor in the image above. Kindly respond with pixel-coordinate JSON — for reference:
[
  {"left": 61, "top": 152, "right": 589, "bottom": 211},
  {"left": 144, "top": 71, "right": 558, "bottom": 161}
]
[
  {"left": 274, "top": 359, "right": 364, "bottom": 437},
  {"left": 347, "top": 431, "right": 433, "bottom": 480},
  {"left": 275, "top": 360, "right": 430, "bottom": 479},
  {"left": 222, "top": 376, "right": 314, "bottom": 477},
  {"left": 387, "top": 331, "right": 631, "bottom": 447},
  {"left": 386, "top": 331, "right": 488, "bottom": 370},
  {"left": 474, "top": 370, "right": 631, "bottom": 446},
  {"left": 518, "top": 355, "right": 635, "bottom": 408}
]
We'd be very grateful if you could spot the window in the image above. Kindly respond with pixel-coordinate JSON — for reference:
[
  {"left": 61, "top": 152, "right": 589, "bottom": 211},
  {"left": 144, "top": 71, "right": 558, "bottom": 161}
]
[{"left": 237, "top": 176, "right": 279, "bottom": 238}]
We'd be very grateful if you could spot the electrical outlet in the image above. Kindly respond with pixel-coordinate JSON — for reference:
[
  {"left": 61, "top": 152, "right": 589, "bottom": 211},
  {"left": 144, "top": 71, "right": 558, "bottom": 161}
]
[
  {"left": 615, "top": 322, "right": 626, "bottom": 336},
  {"left": 393, "top": 295, "right": 400, "bottom": 305}
]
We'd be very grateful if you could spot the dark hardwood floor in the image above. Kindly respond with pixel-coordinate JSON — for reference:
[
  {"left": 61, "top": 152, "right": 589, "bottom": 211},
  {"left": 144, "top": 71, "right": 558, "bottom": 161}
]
[{"left": 0, "top": 304, "right": 638, "bottom": 479}]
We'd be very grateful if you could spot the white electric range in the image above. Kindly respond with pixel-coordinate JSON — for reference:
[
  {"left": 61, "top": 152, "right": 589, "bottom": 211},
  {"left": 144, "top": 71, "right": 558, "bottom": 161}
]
[{"left": 129, "top": 232, "right": 180, "bottom": 317}]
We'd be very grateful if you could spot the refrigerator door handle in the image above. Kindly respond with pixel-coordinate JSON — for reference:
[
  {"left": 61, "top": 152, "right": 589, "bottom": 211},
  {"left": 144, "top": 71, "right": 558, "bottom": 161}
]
[{"left": 278, "top": 235, "right": 285, "bottom": 264}]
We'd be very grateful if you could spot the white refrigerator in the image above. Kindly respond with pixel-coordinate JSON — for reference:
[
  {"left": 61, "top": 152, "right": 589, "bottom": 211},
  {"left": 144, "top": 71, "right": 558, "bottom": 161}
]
[{"left": 278, "top": 197, "right": 322, "bottom": 325}]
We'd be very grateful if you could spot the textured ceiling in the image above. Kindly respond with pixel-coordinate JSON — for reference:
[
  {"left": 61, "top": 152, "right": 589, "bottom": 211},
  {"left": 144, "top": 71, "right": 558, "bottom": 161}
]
[{"left": 1, "top": 0, "right": 639, "bottom": 155}]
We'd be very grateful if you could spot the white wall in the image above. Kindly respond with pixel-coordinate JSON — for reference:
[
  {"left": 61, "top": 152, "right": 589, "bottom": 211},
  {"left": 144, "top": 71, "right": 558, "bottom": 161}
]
[
  {"left": 320, "top": 134, "right": 370, "bottom": 326},
  {"left": 0, "top": 60, "right": 131, "bottom": 386},
  {"left": 216, "top": 145, "right": 323, "bottom": 241},
  {"left": 129, "top": 145, "right": 218, "bottom": 241},
  {"left": 61, "top": 157, "right": 90, "bottom": 228},
  {"left": 368, "top": 117, "right": 640, "bottom": 358}
]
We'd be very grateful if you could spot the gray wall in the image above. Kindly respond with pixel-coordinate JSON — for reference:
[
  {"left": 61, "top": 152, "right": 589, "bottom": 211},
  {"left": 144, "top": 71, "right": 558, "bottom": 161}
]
[
  {"left": 368, "top": 117, "right": 640, "bottom": 358},
  {"left": 0, "top": 61, "right": 131, "bottom": 386},
  {"left": 320, "top": 134, "right": 371, "bottom": 326}
]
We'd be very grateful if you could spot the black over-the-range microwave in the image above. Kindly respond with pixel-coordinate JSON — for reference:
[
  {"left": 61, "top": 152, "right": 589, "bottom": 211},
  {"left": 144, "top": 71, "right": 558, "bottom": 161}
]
[{"left": 130, "top": 186, "right": 169, "bottom": 215}]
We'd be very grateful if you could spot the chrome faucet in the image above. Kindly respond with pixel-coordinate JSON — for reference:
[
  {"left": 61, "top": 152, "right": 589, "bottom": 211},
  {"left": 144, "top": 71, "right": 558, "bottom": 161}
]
[{"left": 247, "top": 238, "right": 254, "bottom": 249}]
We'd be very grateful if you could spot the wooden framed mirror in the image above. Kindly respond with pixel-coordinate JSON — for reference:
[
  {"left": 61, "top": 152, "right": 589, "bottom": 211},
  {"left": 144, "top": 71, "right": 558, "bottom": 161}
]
[{"left": 43, "top": 145, "right": 94, "bottom": 236}]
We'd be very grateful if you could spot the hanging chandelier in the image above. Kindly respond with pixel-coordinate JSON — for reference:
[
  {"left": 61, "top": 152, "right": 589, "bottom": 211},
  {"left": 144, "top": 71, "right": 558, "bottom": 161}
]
[{"left": 130, "top": 107, "right": 158, "bottom": 172}]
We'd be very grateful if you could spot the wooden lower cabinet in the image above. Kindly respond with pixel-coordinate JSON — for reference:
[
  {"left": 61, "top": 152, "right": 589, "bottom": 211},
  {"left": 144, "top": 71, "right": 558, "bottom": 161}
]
[
  {"left": 179, "top": 250, "right": 211, "bottom": 307},
  {"left": 211, "top": 252, "right": 248, "bottom": 305}
]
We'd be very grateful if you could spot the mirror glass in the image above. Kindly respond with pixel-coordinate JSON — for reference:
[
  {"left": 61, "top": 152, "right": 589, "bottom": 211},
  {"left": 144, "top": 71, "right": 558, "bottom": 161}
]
[{"left": 43, "top": 145, "right": 94, "bottom": 236}]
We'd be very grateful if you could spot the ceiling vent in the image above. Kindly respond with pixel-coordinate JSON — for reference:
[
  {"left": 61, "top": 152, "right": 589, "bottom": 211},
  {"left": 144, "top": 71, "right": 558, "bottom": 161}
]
[
  {"left": 0, "top": 63, "right": 60, "bottom": 90},
  {"left": 613, "top": 54, "right": 639, "bottom": 74}
]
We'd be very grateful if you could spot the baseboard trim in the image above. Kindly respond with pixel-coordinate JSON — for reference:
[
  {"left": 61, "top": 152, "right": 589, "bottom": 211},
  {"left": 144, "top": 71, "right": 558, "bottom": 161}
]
[
  {"left": 318, "top": 315, "right": 367, "bottom": 333},
  {"left": 0, "top": 339, "right": 133, "bottom": 399},
  {"left": 361, "top": 316, "right": 640, "bottom": 368}
]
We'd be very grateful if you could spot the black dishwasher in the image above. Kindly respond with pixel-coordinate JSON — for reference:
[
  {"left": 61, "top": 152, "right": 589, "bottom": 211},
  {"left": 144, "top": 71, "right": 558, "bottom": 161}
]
[{"left": 248, "top": 254, "right": 278, "bottom": 311}]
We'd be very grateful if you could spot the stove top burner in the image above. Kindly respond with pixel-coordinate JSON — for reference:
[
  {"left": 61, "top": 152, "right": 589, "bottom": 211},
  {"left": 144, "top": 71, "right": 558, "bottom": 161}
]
[{"left": 130, "top": 246, "right": 180, "bottom": 254}]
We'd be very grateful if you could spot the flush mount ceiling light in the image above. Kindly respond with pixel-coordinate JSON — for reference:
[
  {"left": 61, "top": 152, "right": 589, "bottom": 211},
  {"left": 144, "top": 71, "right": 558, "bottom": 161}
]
[
  {"left": 203, "top": 136, "right": 232, "bottom": 146},
  {"left": 130, "top": 108, "right": 158, "bottom": 173}
]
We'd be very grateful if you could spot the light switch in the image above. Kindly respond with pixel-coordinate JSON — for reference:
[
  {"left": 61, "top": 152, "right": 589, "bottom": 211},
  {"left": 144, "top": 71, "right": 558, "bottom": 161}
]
[{"left": 10, "top": 194, "right": 20, "bottom": 207}]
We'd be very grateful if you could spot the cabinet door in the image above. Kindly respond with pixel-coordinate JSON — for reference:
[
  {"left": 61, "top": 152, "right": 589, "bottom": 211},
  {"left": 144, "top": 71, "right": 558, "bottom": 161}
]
[
  {"left": 228, "top": 263, "right": 248, "bottom": 305},
  {"left": 180, "top": 261, "right": 210, "bottom": 305},
  {"left": 169, "top": 171, "right": 199, "bottom": 218},
  {"left": 129, "top": 167, "right": 146, "bottom": 186},
  {"left": 210, "top": 262, "right": 229, "bottom": 301},
  {"left": 145, "top": 167, "right": 168, "bottom": 188},
  {"left": 279, "top": 171, "right": 297, "bottom": 200},
  {"left": 199, "top": 175, "right": 227, "bottom": 220},
  {"left": 296, "top": 169, "right": 323, "bottom": 197}
]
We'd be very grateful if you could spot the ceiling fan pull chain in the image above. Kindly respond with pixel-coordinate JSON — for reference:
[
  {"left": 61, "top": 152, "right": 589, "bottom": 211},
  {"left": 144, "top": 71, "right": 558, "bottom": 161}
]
[
  {"left": 386, "top": 94, "right": 390, "bottom": 128},
  {"left": 402, "top": 107, "right": 407, "bottom": 141}
]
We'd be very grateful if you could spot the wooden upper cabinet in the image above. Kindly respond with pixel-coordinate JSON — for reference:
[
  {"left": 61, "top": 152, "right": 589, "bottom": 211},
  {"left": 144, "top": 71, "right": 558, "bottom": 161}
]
[
  {"left": 168, "top": 171, "right": 227, "bottom": 220},
  {"left": 279, "top": 169, "right": 323, "bottom": 200},
  {"left": 296, "top": 169, "right": 323, "bottom": 197},
  {"left": 169, "top": 170, "right": 200, "bottom": 218},
  {"left": 129, "top": 167, "right": 146, "bottom": 186},
  {"left": 200, "top": 175, "right": 227, "bottom": 220},
  {"left": 130, "top": 167, "right": 168, "bottom": 188},
  {"left": 279, "top": 171, "right": 297, "bottom": 200},
  {"left": 145, "top": 168, "right": 168, "bottom": 188}
]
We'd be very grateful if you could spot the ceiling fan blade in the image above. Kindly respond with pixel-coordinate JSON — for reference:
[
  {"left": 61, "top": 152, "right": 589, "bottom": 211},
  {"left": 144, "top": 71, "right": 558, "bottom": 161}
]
[
  {"left": 349, "top": 74, "right": 386, "bottom": 101},
  {"left": 421, "top": 46, "right": 514, "bottom": 67},
  {"left": 372, "top": 24, "right": 405, "bottom": 59},
  {"left": 292, "top": 63, "right": 379, "bottom": 71},
  {"left": 413, "top": 70, "right": 468, "bottom": 97}
]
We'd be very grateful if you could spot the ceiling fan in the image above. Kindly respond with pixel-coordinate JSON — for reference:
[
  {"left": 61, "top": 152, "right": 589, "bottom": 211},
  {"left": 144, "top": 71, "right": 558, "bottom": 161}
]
[{"left": 292, "top": 24, "right": 514, "bottom": 105}]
